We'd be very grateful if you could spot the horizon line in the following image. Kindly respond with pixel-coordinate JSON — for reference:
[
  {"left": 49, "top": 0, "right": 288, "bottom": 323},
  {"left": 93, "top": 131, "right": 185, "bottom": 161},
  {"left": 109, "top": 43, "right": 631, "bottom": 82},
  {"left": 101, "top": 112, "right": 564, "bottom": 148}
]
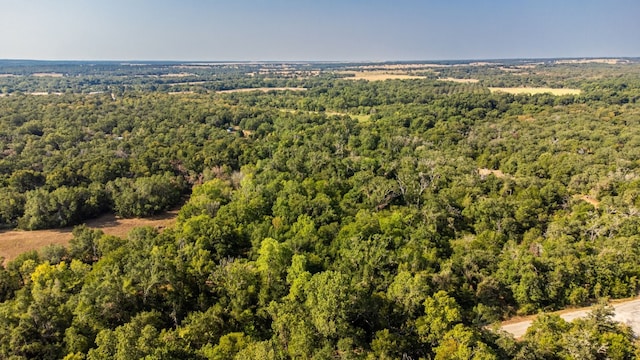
[{"left": 1, "top": 56, "right": 639, "bottom": 64}]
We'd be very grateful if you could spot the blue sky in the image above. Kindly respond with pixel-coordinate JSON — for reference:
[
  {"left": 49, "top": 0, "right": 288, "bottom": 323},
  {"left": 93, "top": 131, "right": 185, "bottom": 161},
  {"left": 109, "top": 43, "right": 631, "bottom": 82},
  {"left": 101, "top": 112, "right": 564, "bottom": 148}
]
[{"left": 1, "top": 0, "right": 638, "bottom": 61}]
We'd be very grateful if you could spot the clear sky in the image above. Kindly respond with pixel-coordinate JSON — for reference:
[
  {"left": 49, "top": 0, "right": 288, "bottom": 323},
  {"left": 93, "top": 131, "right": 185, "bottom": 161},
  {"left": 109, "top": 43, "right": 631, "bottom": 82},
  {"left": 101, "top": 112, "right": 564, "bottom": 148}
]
[{"left": 1, "top": 0, "right": 638, "bottom": 61}]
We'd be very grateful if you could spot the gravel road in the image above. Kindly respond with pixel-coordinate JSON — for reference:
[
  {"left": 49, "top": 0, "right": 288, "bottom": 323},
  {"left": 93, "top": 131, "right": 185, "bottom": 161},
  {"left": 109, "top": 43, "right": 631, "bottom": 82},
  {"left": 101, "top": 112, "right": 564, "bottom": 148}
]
[{"left": 501, "top": 298, "right": 640, "bottom": 338}]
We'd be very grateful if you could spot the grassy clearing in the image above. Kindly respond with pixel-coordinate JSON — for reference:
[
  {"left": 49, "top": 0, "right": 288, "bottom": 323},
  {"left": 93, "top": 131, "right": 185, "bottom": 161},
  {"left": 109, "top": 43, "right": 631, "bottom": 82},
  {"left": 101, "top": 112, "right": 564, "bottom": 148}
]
[
  {"left": 217, "top": 87, "right": 307, "bottom": 94},
  {"left": 0, "top": 211, "right": 177, "bottom": 263},
  {"left": 574, "top": 194, "right": 600, "bottom": 208},
  {"left": 488, "top": 87, "right": 581, "bottom": 95},
  {"left": 281, "top": 109, "right": 370, "bottom": 123},
  {"left": 555, "top": 58, "right": 627, "bottom": 65},
  {"left": 32, "top": 73, "right": 64, "bottom": 77},
  {"left": 478, "top": 168, "right": 511, "bottom": 179},
  {"left": 340, "top": 71, "right": 424, "bottom": 81},
  {"left": 354, "top": 64, "right": 443, "bottom": 70},
  {"left": 438, "top": 77, "right": 480, "bottom": 83}
]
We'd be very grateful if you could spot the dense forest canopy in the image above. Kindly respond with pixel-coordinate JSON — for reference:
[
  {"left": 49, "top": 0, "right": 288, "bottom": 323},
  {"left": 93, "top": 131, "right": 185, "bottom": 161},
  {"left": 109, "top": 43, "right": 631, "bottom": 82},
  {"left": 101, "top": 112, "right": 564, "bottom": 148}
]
[{"left": 1, "top": 58, "right": 640, "bottom": 359}]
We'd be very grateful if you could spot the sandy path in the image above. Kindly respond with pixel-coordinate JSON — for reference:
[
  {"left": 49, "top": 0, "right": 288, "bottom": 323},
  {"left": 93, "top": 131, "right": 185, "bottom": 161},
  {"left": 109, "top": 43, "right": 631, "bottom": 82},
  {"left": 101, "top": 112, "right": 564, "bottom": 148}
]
[{"left": 501, "top": 298, "right": 640, "bottom": 338}]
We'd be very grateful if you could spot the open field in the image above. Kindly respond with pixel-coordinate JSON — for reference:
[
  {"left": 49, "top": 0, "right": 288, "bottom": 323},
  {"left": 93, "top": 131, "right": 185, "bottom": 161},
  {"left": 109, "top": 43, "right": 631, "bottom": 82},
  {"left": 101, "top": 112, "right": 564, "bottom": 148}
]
[
  {"left": 32, "top": 72, "right": 64, "bottom": 77},
  {"left": 160, "top": 72, "right": 194, "bottom": 77},
  {"left": 326, "top": 111, "right": 370, "bottom": 123},
  {"left": 488, "top": 87, "right": 582, "bottom": 95},
  {"left": 438, "top": 77, "right": 480, "bottom": 83},
  {"left": 340, "top": 71, "right": 425, "bottom": 81},
  {"left": 280, "top": 109, "right": 370, "bottom": 123},
  {"left": 30, "top": 92, "right": 64, "bottom": 96},
  {"left": 353, "top": 64, "right": 443, "bottom": 70},
  {"left": 0, "top": 211, "right": 177, "bottom": 263},
  {"left": 554, "top": 58, "right": 629, "bottom": 65},
  {"left": 217, "top": 87, "right": 307, "bottom": 93}
]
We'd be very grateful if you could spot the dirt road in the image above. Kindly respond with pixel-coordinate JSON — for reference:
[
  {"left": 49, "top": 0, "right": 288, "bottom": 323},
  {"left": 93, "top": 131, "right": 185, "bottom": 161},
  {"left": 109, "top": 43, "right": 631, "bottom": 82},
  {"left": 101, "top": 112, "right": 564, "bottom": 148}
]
[{"left": 501, "top": 298, "right": 640, "bottom": 338}]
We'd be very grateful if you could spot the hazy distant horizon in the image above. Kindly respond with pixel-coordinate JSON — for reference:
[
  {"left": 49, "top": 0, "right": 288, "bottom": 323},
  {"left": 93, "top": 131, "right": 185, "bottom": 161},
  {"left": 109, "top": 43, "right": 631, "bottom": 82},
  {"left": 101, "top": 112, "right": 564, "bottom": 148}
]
[
  {"left": 0, "top": 56, "right": 640, "bottom": 65},
  {"left": 2, "top": 0, "right": 639, "bottom": 61}
]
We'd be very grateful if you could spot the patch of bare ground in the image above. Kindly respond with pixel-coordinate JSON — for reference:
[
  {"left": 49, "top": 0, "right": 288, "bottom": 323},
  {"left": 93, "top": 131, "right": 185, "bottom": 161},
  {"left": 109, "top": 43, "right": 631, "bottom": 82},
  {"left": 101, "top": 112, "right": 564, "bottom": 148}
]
[
  {"left": 0, "top": 74, "right": 16, "bottom": 78},
  {"left": 438, "top": 77, "right": 480, "bottom": 83},
  {"left": 0, "top": 211, "right": 177, "bottom": 263},
  {"left": 574, "top": 194, "right": 600, "bottom": 208},
  {"left": 217, "top": 87, "right": 307, "bottom": 93}
]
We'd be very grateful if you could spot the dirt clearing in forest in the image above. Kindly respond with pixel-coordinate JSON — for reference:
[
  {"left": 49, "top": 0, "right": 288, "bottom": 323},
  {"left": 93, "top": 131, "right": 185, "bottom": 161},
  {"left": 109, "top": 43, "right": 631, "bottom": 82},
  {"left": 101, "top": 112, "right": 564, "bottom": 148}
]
[
  {"left": 575, "top": 194, "right": 600, "bottom": 208},
  {"left": 0, "top": 211, "right": 177, "bottom": 263},
  {"left": 478, "top": 168, "right": 511, "bottom": 179},
  {"left": 488, "top": 87, "right": 581, "bottom": 95}
]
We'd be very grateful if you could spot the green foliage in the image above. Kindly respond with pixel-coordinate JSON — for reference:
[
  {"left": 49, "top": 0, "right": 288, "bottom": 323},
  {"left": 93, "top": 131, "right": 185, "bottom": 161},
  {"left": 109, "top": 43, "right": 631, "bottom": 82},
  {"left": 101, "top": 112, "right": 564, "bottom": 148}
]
[
  {"left": 18, "top": 186, "right": 106, "bottom": 230},
  {"left": 107, "top": 174, "right": 184, "bottom": 218},
  {"left": 1, "top": 60, "right": 640, "bottom": 358}
]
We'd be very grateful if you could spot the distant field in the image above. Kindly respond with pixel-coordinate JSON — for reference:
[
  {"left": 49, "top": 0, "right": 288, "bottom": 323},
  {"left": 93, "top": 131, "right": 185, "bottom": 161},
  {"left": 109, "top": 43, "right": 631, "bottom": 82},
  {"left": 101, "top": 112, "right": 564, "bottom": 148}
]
[
  {"left": 438, "top": 77, "right": 480, "bottom": 83},
  {"left": 488, "top": 87, "right": 582, "bottom": 95},
  {"left": 32, "top": 73, "right": 64, "bottom": 77},
  {"left": 217, "top": 87, "right": 307, "bottom": 93},
  {"left": 354, "top": 64, "right": 443, "bottom": 70},
  {"left": 281, "top": 109, "right": 370, "bottom": 123},
  {"left": 160, "top": 72, "right": 194, "bottom": 78},
  {"left": 326, "top": 111, "right": 370, "bottom": 123},
  {"left": 555, "top": 58, "right": 627, "bottom": 65},
  {"left": 0, "top": 211, "right": 177, "bottom": 263},
  {"left": 341, "top": 71, "right": 424, "bottom": 81}
]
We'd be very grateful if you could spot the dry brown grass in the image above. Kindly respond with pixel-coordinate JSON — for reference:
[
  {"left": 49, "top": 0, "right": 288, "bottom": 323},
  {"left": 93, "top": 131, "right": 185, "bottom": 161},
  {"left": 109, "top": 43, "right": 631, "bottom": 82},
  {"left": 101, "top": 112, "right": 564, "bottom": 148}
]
[
  {"left": 575, "top": 194, "right": 600, "bottom": 208},
  {"left": 0, "top": 211, "right": 177, "bottom": 263},
  {"left": 341, "top": 71, "right": 424, "bottom": 81},
  {"left": 160, "top": 73, "right": 194, "bottom": 78},
  {"left": 555, "top": 58, "right": 628, "bottom": 65},
  {"left": 217, "top": 87, "right": 307, "bottom": 93},
  {"left": 438, "top": 77, "right": 480, "bottom": 83},
  {"left": 517, "top": 115, "right": 536, "bottom": 122},
  {"left": 488, "top": 87, "right": 581, "bottom": 95},
  {"left": 32, "top": 73, "right": 64, "bottom": 77},
  {"left": 354, "top": 64, "right": 443, "bottom": 70},
  {"left": 478, "top": 168, "right": 511, "bottom": 179},
  {"left": 30, "top": 92, "right": 64, "bottom": 96}
]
